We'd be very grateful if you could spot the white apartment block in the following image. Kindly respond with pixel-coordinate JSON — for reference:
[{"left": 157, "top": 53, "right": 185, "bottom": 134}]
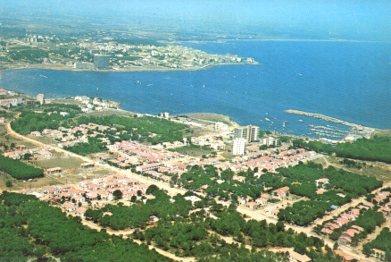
[
  {"left": 234, "top": 125, "right": 259, "bottom": 143},
  {"left": 232, "top": 138, "right": 246, "bottom": 156}
]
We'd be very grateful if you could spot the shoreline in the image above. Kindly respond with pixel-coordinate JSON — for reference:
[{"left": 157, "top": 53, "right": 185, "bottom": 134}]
[
  {"left": 1, "top": 89, "right": 388, "bottom": 142},
  {"left": 0, "top": 61, "right": 256, "bottom": 74},
  {"left": 0, "top": 71, "right": 386, "bottom": 142},
  {"left": 179, "top": 38, "right": 391, "bottom": 44},
  {"left": 61, "top": 99, "right": 390, "bottom": 141}
]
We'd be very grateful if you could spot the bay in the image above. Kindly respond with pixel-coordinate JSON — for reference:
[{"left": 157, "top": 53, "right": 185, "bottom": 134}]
[{"left": 0, "top": 40, "right": 390, "bottom": 139}]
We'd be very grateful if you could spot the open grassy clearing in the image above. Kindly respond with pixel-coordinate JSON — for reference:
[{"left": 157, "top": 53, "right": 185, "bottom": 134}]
[
  {"left": 317, "top": 156, "right": 391, "bottom": 182},
  {"left": 170, "top": 144, "right": 215, "bottom": 157},
  {"left": 33, "top": 156, "right": 84, "bottom": 169}
]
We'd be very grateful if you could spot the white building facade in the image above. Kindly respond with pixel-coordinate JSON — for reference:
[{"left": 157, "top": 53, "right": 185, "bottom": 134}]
[{"left": 232, "top": 138, "right": 246, "bottom": 156}]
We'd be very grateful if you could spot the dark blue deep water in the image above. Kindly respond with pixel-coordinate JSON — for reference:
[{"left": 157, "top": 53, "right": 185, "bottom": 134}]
[{"left": 0, "top": 40, "right": 390, "bottom": 138}]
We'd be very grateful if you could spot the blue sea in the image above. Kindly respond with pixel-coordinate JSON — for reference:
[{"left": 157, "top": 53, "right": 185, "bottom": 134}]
[{"left": 0, "top": 40, "right": 390, "bottom": 139}]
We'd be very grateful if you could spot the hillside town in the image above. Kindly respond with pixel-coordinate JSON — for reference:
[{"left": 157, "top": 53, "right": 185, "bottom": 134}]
[{"left": 0, "top": 34, "right": 256, "bottom": 71}]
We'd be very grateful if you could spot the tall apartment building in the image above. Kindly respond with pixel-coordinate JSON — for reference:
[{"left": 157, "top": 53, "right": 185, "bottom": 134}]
[
  {"left": 261, "top": 136, "right": 278, "bottom": 147},
  {"left": 234, "top": 125, "right": 259, "bottom": 143},
  {"left": 232, "top": 138, "right": 246, "bottom": 156}
]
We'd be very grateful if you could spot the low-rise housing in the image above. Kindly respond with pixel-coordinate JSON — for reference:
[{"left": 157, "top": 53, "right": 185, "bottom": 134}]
[{"left": 272, "top": 186, "right": 290, "bottom": 199}]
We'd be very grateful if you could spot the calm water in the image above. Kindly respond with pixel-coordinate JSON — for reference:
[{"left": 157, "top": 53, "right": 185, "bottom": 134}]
[{"left": 0, "top": 40, "right": 390, "bottom": 138}]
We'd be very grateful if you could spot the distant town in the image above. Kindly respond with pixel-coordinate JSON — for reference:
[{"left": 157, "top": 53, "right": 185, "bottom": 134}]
[
  {"left": 0, "top": 34, "right": 256, "bottom": 71},
  {"left": 1, "top": 88, "right": 390, "bottom": 262}
]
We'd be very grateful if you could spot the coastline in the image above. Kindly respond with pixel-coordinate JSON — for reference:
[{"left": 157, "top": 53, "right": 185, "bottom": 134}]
[
  {"left": 178, "top": 38, "right": 391, "bottom": 45},
  {"left": 0, "top": 61, "right": 256, "bottom": 74},
  {"left": 0, "top": 48, "right": 387, "bottom": 141},
  {"left": 0, "top": 86, "right": 385, "bottom": 142},
  {"left": 1, "top": 87, "right": 387, "bottom": 142}
]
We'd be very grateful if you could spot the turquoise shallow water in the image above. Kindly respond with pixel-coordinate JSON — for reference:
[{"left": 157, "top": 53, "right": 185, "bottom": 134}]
[{"left": 0, "top": 40, "right": 390, "bottom": 139}]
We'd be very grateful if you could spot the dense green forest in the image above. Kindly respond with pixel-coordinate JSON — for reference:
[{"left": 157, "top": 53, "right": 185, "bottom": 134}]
[
  {"left": 134, "top": 206, "right": 340, "bottom": 261},
  {"left": 85, "top": 188, "right": 195, "bottom": 230},
  {"left": 0, "top": 109, "right": 14, "bottom": 119},
  {"left": 65, "top": 137, "right": 107, "bottom": 155},
  {"left": 0, "top": 154, "right": 43, "bottom": 180},
  {"left": 8, "top": 46, "right": 49, "bottom": 63},
  {"left": 272, "top": 162, "right": 382, "bottom": 226},
  {"left": 325, "top": 167, "right": 382, "bottom": 197},
  {"left": 72, "top": 115, "right": 190, "bottom": 144},
  {"left": 276, "top": 164, "right": 381, "bottom": 226},
  {"left": 174, "top": 162, "right": 381, "bottom": 212},
  {"left": 172, "top": 162, "right": 382, "bottom": 227},
  {"left": 174, "top": 165, "right": 267, "bottom": 200},
  {"left": 0, "top": 192, "right": 166, "bottom": 261},
  {"left": 363, "top": 227, "right": 391, "bottom": 261},
  {"left": 0, "top": 188, "right": 346, "bottom": 261},
  {"left": 12, "top": 111, "right": 67, "bottom": 134},
  {"left": 292, "top": 135, "right": 391, "bottom": 163},
  {"left": 277, "top": 191, "right": 349, "bottom": 226},
  {"left": 11, "top": 106, "right": 190, "bottom": 146},
  {"left": 136, "top": 219, "right": 289, "bottom": 261},
  {"left": 350, "top": 209, "right": 385, "bottom": 246},
  {"left": 11, "top": 104, "right": 81, "bottom": 135},
  {"left": 86, "top": 184, "right": 339, "bottom": 261}
]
